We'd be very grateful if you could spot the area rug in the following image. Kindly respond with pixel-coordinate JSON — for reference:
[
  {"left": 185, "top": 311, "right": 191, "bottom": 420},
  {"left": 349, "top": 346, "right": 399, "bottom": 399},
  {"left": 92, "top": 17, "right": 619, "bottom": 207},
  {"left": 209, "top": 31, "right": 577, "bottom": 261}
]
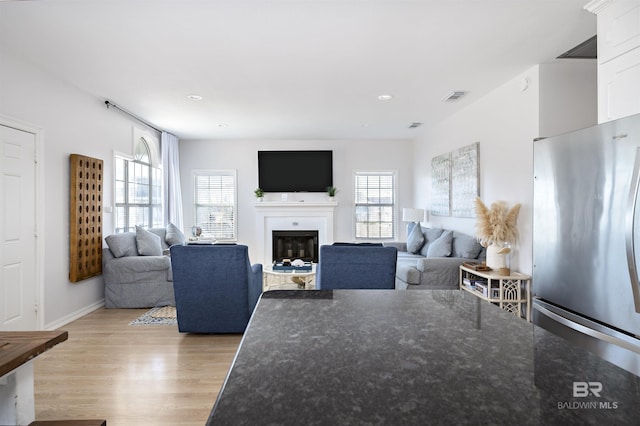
[
  {"left": 129, "top": 306, "right": 178, "bottom": 326},
  {"left": 150, "top": 305, "right": 177, "bottom": 319}
]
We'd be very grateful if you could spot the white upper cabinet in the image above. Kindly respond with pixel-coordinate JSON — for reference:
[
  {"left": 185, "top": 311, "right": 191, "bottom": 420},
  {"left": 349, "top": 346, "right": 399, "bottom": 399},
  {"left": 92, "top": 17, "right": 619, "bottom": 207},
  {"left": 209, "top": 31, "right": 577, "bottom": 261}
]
[
  {"left": 587, "top": 0, "right": 640, "bottom": 122},
  {"left": 595, "top": 0, "right": 640, "bottom": 63},
  {"left": 598, "top": 46, "right": 640, "bottom": 122}
]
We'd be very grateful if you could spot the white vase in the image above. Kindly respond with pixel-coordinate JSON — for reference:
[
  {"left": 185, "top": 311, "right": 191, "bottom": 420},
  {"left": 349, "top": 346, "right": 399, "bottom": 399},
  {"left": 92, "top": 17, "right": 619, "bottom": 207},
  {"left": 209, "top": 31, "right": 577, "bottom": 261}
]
[{"left": 485, "top": 243, "right": 506, "bottom": 270}]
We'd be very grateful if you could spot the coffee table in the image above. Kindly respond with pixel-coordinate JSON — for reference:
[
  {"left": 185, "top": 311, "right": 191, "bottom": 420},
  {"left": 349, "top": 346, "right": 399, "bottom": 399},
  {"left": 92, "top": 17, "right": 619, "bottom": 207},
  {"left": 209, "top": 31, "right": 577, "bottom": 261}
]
[{"left": 262, "top": 264, "right": 316, "bottom": 291}]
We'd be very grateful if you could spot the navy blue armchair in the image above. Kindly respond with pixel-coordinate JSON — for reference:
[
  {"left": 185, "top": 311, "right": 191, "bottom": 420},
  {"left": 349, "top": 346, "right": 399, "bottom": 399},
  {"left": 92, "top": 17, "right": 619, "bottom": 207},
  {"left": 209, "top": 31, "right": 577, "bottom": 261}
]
[
  {"left": 316, "top": 244, "right": 398, "bottom": 290},
  {"left": 170, "top": 244, "right": 262, "bottom": 333}
]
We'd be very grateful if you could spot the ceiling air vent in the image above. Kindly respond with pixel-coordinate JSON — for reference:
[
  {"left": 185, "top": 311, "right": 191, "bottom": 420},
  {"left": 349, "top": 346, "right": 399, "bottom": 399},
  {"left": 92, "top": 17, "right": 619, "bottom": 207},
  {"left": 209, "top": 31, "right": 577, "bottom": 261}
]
[
  {"left": 443, "top": 91, "right": 467, "bottom": 102},
  {"left": 408, "top": 122, "right": 422, "bottom": 129}
]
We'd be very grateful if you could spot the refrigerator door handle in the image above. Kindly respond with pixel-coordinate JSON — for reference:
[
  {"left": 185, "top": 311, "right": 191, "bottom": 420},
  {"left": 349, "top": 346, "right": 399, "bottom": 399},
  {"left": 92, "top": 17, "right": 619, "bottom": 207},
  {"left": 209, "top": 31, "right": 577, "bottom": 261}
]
[
  {"left": 534, "top": 300, "right": 640, "bottom": 356},
  {"left": 626, "top": 147, "right": 640, "bottom": 312}
]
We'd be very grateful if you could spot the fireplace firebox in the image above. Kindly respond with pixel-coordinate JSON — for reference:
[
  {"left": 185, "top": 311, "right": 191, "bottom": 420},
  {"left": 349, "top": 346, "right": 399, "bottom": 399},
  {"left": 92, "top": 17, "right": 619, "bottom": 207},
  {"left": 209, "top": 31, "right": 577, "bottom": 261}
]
[{"left": 272, "top": 230, "right": 319, "bottom": 263}]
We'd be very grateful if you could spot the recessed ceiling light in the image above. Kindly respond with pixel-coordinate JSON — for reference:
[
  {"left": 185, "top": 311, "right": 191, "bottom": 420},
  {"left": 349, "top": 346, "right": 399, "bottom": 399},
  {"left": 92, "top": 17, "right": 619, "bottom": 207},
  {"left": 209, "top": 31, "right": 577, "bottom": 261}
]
[
  {"left": 187, "top": 94, "right": 203, "bottom": 101},
  {"left": 377, "top": 94, "right": 394, "bottom": 101}
]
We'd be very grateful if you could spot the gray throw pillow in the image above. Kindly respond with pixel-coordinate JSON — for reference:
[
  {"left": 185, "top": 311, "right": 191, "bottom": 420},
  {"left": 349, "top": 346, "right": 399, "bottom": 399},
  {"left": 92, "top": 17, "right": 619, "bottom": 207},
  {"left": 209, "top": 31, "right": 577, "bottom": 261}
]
[
  {"left": 136, "top": 226, "right": 163, "bottom": 256},
  {"left": 149, "top": 228, "right": 167, "bottom": 242},
  {"left": 105, "top": 232, "right": 137, "bottom": 258},
  {"left": 452, "top": 232, "right": 483, "bottom": 258},
  {"left": 165, "top": 222, "right": 186, "bottom": 246},
  {"left": 406, "top": 222, "right": 425, "bottom": 254},
  {"left": 420, "top": 228, "right": 444, "bottom": 257},
  {"left": 427, "top": 230, "right": 453, "bottom": 258}
]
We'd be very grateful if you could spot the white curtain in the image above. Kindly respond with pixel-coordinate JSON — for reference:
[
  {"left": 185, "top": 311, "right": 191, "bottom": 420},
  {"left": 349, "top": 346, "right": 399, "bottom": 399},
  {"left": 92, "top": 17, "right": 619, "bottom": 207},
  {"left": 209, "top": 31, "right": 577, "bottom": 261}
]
[{"left": 161, "top": 132, "right": 184, "bottom": 231}]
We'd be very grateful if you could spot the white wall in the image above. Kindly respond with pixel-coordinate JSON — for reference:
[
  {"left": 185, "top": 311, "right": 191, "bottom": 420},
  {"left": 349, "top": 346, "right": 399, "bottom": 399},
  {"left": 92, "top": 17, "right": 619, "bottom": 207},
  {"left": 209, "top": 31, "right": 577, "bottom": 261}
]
[
  {"left": 539, "top": 61, "right": 598, "bottom": 137},
  {"left": 0, "top": 50, "right": 156, "bottom": 328},
  {"left": 179, "top": 138, "right": 414, "bottom": 262},
  {"left": 0, "top": 43, "right": 594, "bottom": 326},
  {"left": 413, "top": 61, "right": 596, "bottom": 275}
]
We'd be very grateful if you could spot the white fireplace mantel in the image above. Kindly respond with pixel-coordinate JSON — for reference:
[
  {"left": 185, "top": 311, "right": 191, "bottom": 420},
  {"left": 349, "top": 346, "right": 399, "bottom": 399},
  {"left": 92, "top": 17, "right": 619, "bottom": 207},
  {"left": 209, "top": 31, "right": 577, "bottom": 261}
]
[{"left": 254, "top": 201, "right": 337, "bottom": 264}]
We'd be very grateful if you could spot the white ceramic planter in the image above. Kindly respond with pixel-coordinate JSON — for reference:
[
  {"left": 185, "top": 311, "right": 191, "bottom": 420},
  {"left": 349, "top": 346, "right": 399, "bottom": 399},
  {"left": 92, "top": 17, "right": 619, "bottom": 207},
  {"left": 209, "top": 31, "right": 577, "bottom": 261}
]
[{"left": 486, "top": 243, "right": 507, "bottom": 270}]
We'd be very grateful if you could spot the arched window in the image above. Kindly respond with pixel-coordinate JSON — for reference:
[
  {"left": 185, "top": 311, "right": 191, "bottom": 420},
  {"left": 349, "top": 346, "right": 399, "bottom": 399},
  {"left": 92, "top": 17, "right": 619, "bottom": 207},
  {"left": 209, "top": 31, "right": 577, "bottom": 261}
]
[
  {"left": 134, "top": 137, "right": 151, "bottom": 163},
  {"left": 114, "top": 136, "right": 162, "bottom": 232}
]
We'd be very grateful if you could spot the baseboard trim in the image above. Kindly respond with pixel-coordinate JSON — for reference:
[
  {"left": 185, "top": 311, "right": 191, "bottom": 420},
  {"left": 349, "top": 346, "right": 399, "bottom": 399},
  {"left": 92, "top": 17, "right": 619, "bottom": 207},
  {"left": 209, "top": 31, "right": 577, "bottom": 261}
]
[{"left": 44, "top": 299, "right": 104, "bottom": 330}]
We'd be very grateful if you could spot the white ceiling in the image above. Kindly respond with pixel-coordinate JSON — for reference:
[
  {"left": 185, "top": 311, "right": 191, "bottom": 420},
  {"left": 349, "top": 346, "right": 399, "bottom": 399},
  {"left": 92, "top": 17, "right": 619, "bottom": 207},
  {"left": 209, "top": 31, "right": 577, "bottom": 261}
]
[{"left": 0, "top": 0, "right": 596, "bottom": 140}]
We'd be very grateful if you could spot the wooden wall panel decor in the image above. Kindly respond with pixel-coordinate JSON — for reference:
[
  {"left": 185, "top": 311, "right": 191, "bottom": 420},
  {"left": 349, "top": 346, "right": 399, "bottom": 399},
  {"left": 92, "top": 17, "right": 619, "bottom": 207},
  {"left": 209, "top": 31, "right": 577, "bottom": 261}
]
[{"left": 69, "top": 154, "right": 103, "bottom": 282}]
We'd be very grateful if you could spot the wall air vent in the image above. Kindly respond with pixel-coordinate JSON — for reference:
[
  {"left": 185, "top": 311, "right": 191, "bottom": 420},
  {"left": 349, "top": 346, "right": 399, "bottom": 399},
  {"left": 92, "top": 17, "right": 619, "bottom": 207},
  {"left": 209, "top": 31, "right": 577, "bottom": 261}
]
[
  {"left": 443, "top": 91, "right": 467, "bottom": 102},
  {"left": 409, "top": 122, "right": 422, "bottom": 128}
]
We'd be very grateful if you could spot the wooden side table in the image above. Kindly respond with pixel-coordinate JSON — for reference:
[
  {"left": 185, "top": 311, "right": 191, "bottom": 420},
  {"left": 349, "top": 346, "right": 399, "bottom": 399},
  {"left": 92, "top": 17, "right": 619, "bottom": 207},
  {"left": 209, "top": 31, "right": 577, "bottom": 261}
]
[
  {"left": 459, "top": 265, "right": 531, "bottom": 321},
  {"left": 0, "top": 331, "right": 68, "bottom": 425}
]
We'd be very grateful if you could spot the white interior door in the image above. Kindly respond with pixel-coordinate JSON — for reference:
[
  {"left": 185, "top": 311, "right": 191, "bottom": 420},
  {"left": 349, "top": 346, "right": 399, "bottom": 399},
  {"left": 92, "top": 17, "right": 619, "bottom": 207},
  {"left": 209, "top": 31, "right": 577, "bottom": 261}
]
[{"left": 0, "top": 124, "right": 37, "bottom": 331}]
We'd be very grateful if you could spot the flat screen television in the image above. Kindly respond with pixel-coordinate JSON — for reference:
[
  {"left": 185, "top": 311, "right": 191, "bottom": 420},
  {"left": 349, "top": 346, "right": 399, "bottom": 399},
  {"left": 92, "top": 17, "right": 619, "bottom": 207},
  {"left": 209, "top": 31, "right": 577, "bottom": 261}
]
[{"left": 258, "top": 150, "right": 333, "bottom": 192}]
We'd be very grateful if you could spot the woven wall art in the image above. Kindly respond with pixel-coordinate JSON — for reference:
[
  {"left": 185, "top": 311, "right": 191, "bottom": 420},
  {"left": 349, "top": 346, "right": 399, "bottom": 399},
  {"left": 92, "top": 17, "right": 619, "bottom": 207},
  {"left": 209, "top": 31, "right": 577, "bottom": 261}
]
[
  {"left": 430, "top": 152, "right": 451, "bottom": 216},
  {"left": 451, "top": 142, "right": 480, "bottom": 218},
  {"left": 431, "top": 142, "right": 480, "bottom": 218},
  {"left": 69, "top": 154, "right": 103, "bottom": 282}
]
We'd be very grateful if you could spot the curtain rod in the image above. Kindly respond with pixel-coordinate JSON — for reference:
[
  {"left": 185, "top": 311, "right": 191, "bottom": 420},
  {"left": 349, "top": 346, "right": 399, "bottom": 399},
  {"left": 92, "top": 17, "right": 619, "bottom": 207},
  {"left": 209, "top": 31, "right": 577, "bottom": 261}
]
[{"left": 104, "top": 100, "right": 162, "bottom": 133}]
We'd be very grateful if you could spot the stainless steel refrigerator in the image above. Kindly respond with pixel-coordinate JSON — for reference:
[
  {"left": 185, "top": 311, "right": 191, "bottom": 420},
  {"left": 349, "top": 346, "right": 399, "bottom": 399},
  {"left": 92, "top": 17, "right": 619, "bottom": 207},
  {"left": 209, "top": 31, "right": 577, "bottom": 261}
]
[{"left": 533, "top": 113, "right": 640, "bottom": 376}]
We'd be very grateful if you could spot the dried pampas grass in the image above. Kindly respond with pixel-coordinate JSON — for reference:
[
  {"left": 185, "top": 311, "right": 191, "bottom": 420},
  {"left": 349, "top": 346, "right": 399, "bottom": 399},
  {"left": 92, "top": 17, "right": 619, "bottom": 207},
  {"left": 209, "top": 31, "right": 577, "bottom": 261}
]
[{"left": 474, "top": 197, "right": 521, "bottom": 247}]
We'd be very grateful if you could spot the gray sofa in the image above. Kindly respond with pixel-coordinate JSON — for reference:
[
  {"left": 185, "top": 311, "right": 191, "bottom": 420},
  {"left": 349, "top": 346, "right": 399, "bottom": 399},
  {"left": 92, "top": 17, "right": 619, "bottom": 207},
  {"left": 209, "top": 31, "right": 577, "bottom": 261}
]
[
  {"left": 102, "top": 224, "right": 185, "bottom": 308},
  {"left": 385, "top": 224, "right": 485, "bottom": 290}
]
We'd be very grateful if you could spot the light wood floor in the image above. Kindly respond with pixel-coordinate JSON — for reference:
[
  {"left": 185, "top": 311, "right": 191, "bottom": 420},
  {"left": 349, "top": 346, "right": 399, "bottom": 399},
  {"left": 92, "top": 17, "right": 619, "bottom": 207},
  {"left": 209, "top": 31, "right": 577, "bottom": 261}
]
[{"left": 33, "top": 308, "right": 242, "bottom": 426}]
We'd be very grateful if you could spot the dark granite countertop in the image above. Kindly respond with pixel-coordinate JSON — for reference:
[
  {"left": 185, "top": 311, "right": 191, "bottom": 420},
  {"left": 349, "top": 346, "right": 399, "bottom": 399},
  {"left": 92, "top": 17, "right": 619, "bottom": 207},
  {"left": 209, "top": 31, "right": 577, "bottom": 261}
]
[{"left": 207, "top": 290, "right": 640, "bottom": 425}]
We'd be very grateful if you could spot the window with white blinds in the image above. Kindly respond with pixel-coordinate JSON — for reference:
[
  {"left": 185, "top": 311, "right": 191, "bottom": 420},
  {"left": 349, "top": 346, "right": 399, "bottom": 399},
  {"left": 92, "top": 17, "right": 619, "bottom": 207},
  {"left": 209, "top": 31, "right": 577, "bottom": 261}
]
[
  {"left": 354, "top": 171, "right": 396, "bottom": 239},
  {"left": 193, "top": 170, "right": 237, "bottom": 240}
]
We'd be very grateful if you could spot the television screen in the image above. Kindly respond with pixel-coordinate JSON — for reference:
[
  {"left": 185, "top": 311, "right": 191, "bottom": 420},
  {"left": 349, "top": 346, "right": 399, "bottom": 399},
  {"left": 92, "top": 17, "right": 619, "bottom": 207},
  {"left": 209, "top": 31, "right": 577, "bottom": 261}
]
[{"left": 258, "top": 150, "right": 333, "bottom": 192}]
